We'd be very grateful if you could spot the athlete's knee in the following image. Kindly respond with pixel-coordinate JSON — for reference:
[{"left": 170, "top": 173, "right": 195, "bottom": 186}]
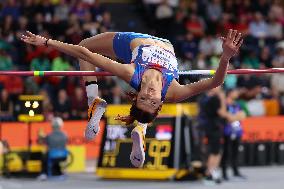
[
  {"left": 78, "top": 38, "right": 90, "bottom": 48},
  {"left": 79, "top": 32, "right": 114, "bottom": 47}
]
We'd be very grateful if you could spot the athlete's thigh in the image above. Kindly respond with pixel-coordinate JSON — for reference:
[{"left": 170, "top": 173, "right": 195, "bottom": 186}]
[{"left": 80, "top": 32, "right": 116, "bottom": 59}]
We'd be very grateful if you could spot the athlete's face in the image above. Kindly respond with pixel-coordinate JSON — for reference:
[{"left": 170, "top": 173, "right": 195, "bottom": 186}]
[{"left": 136, "top": 88, "right": 162, "bottom": 114}]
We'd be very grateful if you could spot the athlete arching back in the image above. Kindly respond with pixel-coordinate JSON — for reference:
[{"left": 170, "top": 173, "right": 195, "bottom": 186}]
[{"left": 21, "top": 29, "right": 243, "bottom": 168}]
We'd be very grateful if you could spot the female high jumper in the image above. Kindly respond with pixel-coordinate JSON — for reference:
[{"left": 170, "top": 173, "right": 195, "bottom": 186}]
[{"left": 21, "top": 29, "right": 243, "bottom": 167}]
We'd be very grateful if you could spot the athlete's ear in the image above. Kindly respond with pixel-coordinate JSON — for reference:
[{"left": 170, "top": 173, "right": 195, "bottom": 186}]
[
  {"left": 132, "top": 95, "right": 137, "bottom": 102},
  {"left": 126, "top": 91, "right": 137, "bottom": 102}
]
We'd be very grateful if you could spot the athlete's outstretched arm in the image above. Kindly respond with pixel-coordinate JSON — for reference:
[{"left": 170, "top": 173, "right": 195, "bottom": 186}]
[
  {"left": 173, "top": 29, "right": 243, "bottom": 102},
  {"left": 21, "top": 31, "right": 133, "bottom": 82}
]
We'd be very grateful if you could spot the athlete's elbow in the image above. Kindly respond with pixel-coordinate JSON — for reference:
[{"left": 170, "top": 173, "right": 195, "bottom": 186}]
[{"left": 211, "top": 79, "right": 224, "bottom": 89}]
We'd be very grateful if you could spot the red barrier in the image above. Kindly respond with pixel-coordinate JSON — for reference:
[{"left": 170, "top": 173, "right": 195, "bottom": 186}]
[
  {"left": 2, "top": 117, "right": 284, "bottom": 158},
  {"left": 0, "top": 120, "right": 105, "bottom": 159},
  {"left": 242, "top": 116, "right": 284, "bottom": 142},
  {"left": 1, "top": 122, "right": 29, "bottom": 147}
]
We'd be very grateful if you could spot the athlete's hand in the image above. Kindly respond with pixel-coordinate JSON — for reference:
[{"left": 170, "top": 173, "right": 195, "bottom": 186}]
[
  {"left": 220, "top": 29, "right": 243, "bottom": 60},
  {"left": 21, "top": 31, "right": 48, "bottom": 46}
]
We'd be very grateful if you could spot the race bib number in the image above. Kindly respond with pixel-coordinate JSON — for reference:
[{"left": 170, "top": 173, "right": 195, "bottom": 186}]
[{"left": 140, "top": 46, "right": 178, "bottom": 72}]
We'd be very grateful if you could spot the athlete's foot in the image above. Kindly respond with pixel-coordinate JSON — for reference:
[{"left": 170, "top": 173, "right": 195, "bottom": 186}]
[
  {"left": 85, "top": 97, "right": 107, "bottom": 140},
  {"left": 130, "top": 125, "right": 146, "bottom": 168}
]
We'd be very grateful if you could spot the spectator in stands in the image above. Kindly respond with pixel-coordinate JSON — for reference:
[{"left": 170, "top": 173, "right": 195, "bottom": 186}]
[
  {"left": 234, "top": 15, "right": 249, "bottom": 36},
  {"left": 267, "top": 15, "right": 283, "bottom": 40},
  {"left": 0, "top": 89, "right": 14, "bottom": 121},
  {"left": 209, "top": 53, "right": 222, "bottom": 69},
  {"left": 142, "top": 0, "right": 159, "bottom": 29},
  {"left": 30, "top": 52, "right": 51, "bottom": 71},
  {"left": 221, "top": 88, "right": 247, "bottom": 181},
  {"left": 54, "top": 89, "right": 71, "bottom": 120},
  {"left": 0, "top": 49, "right": 13, "bottom": 71},
  {"left": 206, "top": 0, "right": 222, "bottom": 22},
  {"left": 71, "top": 1, "right": 88, "bottom": 21},
  {"left": 206, "top": 0, "right": 222, "bottom": 34},
  {"left": 198, "top": 34, "right": 214, "bottom": 56},
  {"left": 217, "top": 13, "right": 234, "bottom": 36},
  {"left": 24, "top": 77, "right": 39, "bottom": 95},
  {"left": 1, "top": 15, "right": 15, "bottom": 41},
  {"left": 111, "top": 85, "right": 124, "bottom": 105},
  {"left": 20, "top": 0, "right": 37, "bottom": 19},
  {"left": 272, "top": 43, "right": 284, "bottom": 68},
  {"left": 269, "top": 0, "right": 284, "bottom": 25},
  {"left": 61, "top": 76, "right": 81, "bottom": 97},
  {"left": 185, "top": 13, "right": 205, "bottom": 38},
  {"left": 249, "top": 12, "right": 268, "bottom": 39},
  {"left": 243, "top": 50, "right": 260, "bottom": 69},
  {"left": 41, "top": 0, "right": 54, "bottom": 22},
  {"left": 177, "top": 0, "right": 189, "bottom": 15},
  {"left": 223, "top": 0, "right": 235, "bottom": 15},
  {"left": 29, "top": 13, "right": 48, "bottom": 34},
  {"left": 91, "top": 0, "right": 106, "bottom": 19},
  {"left": 198, "top": 33, "right": 220, "bottom": 57},
  {"left": 155, "top": 0, "right": 174, "bottom": 38},
  {"left": 236, "top": 0, "right": 254, "bottom": 18},
  {"left": 65, "top": 13, "right": 83, "bottom": 45},
  {"left": 16, "top": 16, "right": 28, "bottom": 35},
  {"left": 0, "top": 0, "right": 120, "bottom": 122},
  {"left": 71, "top": 87, "right": 88, "bottom": 120},
  {"left": 253, "top": 0, "right": 270, "bottom": 16},
  {"left": 259, "top": 47, "right": 272, "bottom": 68},
  {"left": 82, "top": 11, "right": 99, "bottom": 38},
  {"left": 187, "top": 0, "right": 198, "bottom": 14},
  {"left": 98, "top": 77, "right": 116, "bottom": 103},
  {"left": 0, "top": 0, "right": 20, "bottom": 20},
  {"left": 54, "top": 0, "right": 69, "bottom": 21},
  {"left": 170, "top": 9, "right": 187, "bottom": 41},
  {"left": 180, "top": 32, "right": 199, "bottom": 60},
  {"left": 51, "top": 54, "right": 71, "bottom": 71},
  {"left": 100, "top": 11, "right": 114, "bottom": 32},
  {"left": 37, "top": 117, "right": 68, "bottom": 180},
  {"left": 271, "top": 45, "right": 284, "bottom": 112},
  {"left": 39, "top": 89, "right": 54, "bottom": 121},
  {"left": 196, "top": 53, "right": 207, "bottom": 69}
]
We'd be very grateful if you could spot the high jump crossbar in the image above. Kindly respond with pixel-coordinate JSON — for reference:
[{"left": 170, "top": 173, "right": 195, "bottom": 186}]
[{"left": 0, "top": 68, "right": 284, "bottom": 77}]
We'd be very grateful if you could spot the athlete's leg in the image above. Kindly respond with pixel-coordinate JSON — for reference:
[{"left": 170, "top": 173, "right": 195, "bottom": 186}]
[
  {"left": 78, "top": 32, "right": 116, "bottom": 140},
  {"left": 79, "top": 32, "right": 149, "bottom": 168},
  {"left": 79, "top": 32, "right": 116, "bottom": 83}
]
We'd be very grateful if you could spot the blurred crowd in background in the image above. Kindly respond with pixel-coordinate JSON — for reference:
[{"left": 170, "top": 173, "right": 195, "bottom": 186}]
[
  {"left": 1, "top": 0, "right": 284, "bottom": 121},
  {"left": 0, "top": 0, "right": 120, "bottom": 121}
]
